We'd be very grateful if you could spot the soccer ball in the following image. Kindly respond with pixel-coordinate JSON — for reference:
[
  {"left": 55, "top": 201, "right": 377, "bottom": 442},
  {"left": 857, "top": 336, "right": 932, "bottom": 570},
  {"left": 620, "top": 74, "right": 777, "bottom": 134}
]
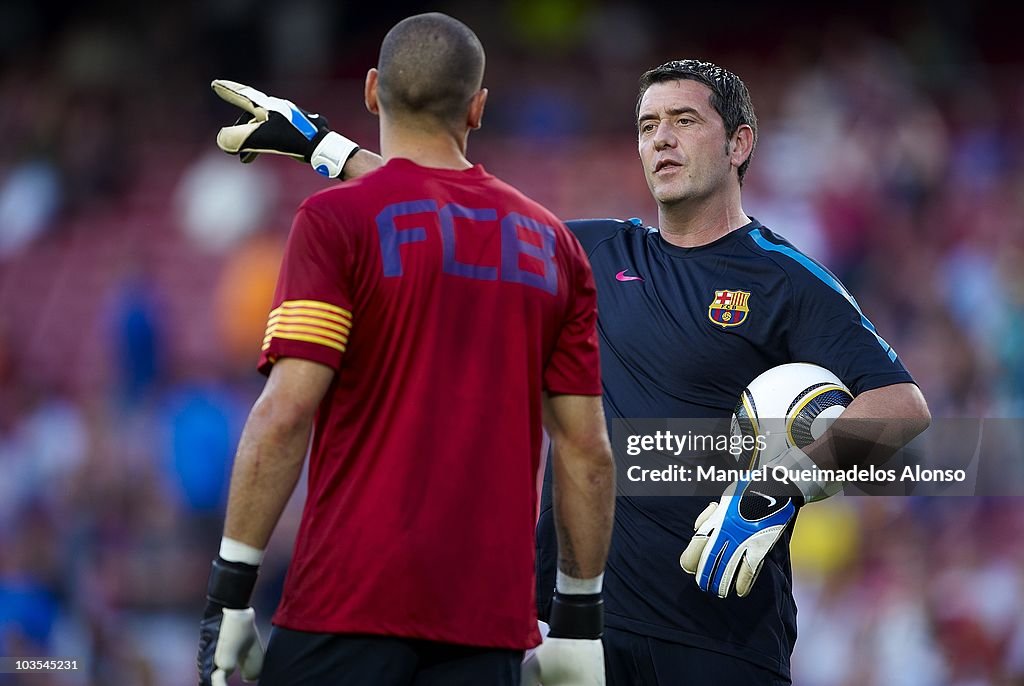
[{"left": 731, "top": 363, "right": 853, "bottom": 495}]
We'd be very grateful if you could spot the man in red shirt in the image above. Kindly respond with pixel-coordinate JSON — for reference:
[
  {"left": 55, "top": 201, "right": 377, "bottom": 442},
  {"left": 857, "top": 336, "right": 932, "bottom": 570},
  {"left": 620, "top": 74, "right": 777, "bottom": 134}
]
[{"left": 196, "top": 12, "right": 615, "bottom": 686}]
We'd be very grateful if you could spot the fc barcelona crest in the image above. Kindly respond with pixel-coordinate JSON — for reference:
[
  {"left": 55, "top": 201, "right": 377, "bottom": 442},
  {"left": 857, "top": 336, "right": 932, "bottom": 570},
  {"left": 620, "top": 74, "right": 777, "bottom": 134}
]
[{"left": 708, "top": 289, "right": 751, "bottom": 328}]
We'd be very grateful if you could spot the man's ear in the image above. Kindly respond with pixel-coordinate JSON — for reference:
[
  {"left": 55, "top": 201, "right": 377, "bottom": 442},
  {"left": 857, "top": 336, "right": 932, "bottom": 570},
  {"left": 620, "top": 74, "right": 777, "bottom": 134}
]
[
  {"left": 467, "top": 88, "right": 488, "bottom": 130},
  {"left": 365, "top": 68, "right": 380, "bottom": 116},
  {"left": 730, "top": 124, "right": 754, "bottom": 170}
]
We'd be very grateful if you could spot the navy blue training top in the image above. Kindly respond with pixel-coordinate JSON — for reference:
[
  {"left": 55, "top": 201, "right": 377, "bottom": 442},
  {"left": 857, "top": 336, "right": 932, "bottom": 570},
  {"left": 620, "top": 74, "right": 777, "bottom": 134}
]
[{"left": 536, "top": 218, "right": 914, "bottom": 679}]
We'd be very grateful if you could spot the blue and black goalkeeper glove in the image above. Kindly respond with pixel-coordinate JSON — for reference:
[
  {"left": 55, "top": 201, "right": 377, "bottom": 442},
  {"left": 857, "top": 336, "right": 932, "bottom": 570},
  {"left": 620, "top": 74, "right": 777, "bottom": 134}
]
[
  {"left": 679, "top": 475, "right": 801, "bottom": 598},
  {"left": 211, "top": 80, "right": 359, "bottom": 178}
]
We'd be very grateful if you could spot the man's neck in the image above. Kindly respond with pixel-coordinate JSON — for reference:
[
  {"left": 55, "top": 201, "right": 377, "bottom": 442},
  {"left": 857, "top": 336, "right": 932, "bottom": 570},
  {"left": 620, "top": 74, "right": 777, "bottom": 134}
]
[
  {"left": 656, "top": 192, "right": 750, "bottom": 248},
  {"left": 380, "top": 120, "right": 472, "bottom": 171}
]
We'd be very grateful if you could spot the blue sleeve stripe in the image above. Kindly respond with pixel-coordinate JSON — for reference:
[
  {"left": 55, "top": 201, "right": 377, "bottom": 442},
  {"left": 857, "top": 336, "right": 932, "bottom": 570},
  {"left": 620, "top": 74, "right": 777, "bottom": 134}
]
[{"left": 748, "top": 229, "right": 898, "bottom": 362}]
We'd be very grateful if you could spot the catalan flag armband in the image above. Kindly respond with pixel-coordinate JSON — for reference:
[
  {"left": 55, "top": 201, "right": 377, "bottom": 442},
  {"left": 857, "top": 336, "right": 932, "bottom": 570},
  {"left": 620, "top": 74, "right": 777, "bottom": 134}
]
[{"left": 262, "top": 300, "right": 352, "bottom": 355}]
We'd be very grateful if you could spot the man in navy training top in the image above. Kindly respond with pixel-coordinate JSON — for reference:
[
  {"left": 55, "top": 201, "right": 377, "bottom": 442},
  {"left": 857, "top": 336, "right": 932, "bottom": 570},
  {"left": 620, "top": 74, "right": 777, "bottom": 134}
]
[{"left": 210, "top": 58, "right": 931, "bottom": 685}]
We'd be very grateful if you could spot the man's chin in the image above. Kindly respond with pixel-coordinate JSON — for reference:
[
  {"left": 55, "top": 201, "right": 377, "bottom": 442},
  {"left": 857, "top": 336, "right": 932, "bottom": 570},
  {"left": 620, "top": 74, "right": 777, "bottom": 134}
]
[{"left": 653, "top": 185, "right": 690, "bottom": 205}]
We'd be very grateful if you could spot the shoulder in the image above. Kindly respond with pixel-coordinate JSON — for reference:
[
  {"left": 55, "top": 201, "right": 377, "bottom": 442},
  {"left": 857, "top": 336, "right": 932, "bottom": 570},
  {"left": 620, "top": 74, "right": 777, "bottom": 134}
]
[
  {"left": 742, "top": 224, "right": 836, "bottom": 284},
  {"left": 481, "top": 176, "right": 568, "bottom": 230},
  {"left": 741, "top": 222, "right": 859, "bottom": 307},
  {"left": 565, "top": 217, "right": 649, "bottom": 256},
  {"left": 294, "top": 167, "right": 404, "bottom": 238},
  {"left": 285, "top": 181, "right": 378, "bottom": 254},
  {"left": 301, "top": 167, "right": 390, "bottom": 212}
]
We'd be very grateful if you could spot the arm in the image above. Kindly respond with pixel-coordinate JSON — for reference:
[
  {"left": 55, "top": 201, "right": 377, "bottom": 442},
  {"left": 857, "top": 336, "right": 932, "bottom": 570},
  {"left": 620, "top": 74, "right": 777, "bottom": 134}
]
[
  {"left": 341, "top": 149, "right": 384, "bottom": 180},
  {"left": 681, "top": 384, "right": 930, "bottom": 599},
  {"left": 223, "top": 357, "right": 336, "bottom": 548},
  {"left": 211, "top": 79, "right": 383, "bottom": 180},
  {"left": 543, "top": 393, "right": 615, "bottom": 580},
  {"left": 197, "top": 357, "right": 334, "bottom": 686},
  {"left": 523, "top": 393, "right": 614, "bottom": 686},
  {"left": 803, "top": 382, "right": 931, "bottom": 472}
]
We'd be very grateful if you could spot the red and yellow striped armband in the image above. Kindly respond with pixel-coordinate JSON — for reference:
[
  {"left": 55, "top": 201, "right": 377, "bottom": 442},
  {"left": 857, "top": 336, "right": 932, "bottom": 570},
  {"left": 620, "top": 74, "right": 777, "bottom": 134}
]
[{"left": 262, "top": 299, "right": 352, "bottom": 354}]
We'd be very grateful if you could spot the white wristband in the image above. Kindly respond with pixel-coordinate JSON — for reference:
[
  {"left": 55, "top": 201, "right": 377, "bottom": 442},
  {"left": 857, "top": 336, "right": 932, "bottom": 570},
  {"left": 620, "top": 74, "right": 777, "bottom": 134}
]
[
  {"left": 556, "top": 570, "right": 603, "bottom": 595},
  {"left": 219, "top": 537, "right": 265, "bottom": 566},
  {"left": 310, "top": 131, "right": 359, "bottom": 178}
]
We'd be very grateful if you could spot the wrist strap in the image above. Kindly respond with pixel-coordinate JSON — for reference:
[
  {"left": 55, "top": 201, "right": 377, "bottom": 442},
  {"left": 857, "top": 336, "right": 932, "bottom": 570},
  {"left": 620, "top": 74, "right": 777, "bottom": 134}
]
[
  {"left": 206, "top": 556, "right": 259, "bottom": 609},
  {"left": 310, "top": 131, "right": 360, "bottom": 178},
  {"left": 762, "top": 446, "right": 826, "bottom": 502},
  {"left": 547, "top": 591, "right": 603, "bottom": 640}
]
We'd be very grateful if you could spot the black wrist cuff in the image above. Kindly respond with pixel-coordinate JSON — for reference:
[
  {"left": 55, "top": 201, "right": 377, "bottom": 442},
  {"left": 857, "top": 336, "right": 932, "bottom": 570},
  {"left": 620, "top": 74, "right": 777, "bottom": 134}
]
[
  {"left": 763, "top": 473, "right": 806, "bottom": 506},
  {"left": 737, "top": 476, "right": 804, "bottom": 521},
  {"left": 206, "top": 556, "right": 259, "bottom": 610},
  {"left": 547, "top": 591, "right": 603, "bottom": 639}
]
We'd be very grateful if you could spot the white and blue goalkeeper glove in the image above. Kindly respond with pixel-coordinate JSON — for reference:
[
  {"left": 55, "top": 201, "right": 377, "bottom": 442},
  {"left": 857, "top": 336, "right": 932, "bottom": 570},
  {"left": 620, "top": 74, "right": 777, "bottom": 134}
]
[
  {"left": 197, "top": 557, "right": 264, "bottom": 686},
  {"left": 522, "top": 592, "right": 605, "bottom": 685},
  {"left": 679, "top": 475, "right": 800, "bottom": 598},
  {"left": 210, "top": 79, "right": 359, "bottom": 178}
]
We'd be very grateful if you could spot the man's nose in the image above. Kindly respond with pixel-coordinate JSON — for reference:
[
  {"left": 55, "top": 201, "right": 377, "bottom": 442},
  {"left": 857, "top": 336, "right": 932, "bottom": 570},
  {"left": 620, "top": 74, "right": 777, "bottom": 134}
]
[{"left": 653, "top": 121, "right": 675, "bottom": 150}]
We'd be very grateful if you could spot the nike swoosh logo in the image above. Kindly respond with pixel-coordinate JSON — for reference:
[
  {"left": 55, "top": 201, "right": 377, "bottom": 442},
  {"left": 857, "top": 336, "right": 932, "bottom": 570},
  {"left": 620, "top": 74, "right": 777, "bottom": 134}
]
[
  {"left": 748, "top": 490, "right": 777, "bottom": 507},
  {"left": 615, "top": 269, "right": 644, "bottom": 282}
]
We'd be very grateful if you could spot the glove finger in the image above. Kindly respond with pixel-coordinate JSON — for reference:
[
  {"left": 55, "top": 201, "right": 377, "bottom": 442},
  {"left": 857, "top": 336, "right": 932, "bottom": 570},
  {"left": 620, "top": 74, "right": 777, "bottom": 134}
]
[
  {"left": 211, "top": 80, "right": 270, "bottom": 116},
  {"left": 679, "top": 533, "right": 706, "bottom": 574},
  {"left": 239, "top": 632, "right": 264, "bottom": 682},
  {"left": 229, "top": 115, "right": 260, "bottom": 164},
  {"left": 211, "top": 669, "right": 229, "bottom": 686},
  {"left": 221, "top": 121, "right": 311, "bottom": 162},
  {"left": 680, "top": 502, "right": 717, "bottom": 574},
  {"left": 693, "top": 501, "right": 718, "bottom": 531},
  {"left": 695, "top": 525, "right": 725, "bottom": 593},
  {"left": 547, "top": 639, "right": 605, "bottom": 685},
  {"left": 735, "top": 550, "right": 759, "bottom": 598},
  {"left": 217, "top": 121, "right": 265, "bottom": 155},
  {"left": 714, "top": 544, "right": 746, "bottom": 599},
  {"left": 215, "top": 608, "right": 256, "bottom": 672}
]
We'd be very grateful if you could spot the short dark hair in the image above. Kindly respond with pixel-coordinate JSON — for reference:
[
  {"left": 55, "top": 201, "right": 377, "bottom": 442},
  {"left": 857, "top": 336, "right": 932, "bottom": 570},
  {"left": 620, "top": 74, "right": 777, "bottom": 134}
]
[
  {"left": 377, "top": 13, "right": 485, "bottom": 130},
  {"left": 637, "top": 59, "right": 758, "bottom": 183}
]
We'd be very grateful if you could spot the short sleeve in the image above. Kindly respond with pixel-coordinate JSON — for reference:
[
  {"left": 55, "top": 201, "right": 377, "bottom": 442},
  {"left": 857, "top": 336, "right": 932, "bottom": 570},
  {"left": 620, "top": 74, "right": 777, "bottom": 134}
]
[
  {"left": 258, "top": 205, "right": 354, "bottom": 375},
  {"left": 786, "top": 265, "right": 914, "bottom": 395},
  {"left": 543, "top": 233, "right": 602, "bottom": 395},
  {"left": 566, "top": 218, "right": 631, "bottom": 257}
]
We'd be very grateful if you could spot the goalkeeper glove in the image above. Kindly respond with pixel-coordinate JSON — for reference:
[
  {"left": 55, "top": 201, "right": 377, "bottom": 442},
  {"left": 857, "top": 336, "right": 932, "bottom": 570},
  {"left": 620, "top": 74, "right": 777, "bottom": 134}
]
[
  {"left": 210, "top": 79, "right": 359, "bottom": 178},
  {"left": 197, "top": 557, "right": 264, "bottom": 686},
  {"left": 679, "top": 474, "right": 800, "bottom": 598},
  {"left": 522, "top": 591, "right": 605, "bottom": 686}
]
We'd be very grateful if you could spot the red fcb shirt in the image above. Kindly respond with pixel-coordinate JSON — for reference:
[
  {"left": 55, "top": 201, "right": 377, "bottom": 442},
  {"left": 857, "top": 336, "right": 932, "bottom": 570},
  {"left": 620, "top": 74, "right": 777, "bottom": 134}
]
[{"left": 258, "top": 158, "right": 600, "bottom": 649}]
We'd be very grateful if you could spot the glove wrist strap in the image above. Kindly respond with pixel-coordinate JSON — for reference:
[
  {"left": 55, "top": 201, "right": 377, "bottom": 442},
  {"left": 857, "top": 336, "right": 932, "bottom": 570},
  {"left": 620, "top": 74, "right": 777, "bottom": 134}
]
[
  {"left": 310, "top": 131, "right": 360, "bottom": 178},
  {"left": 547, "top": 591, "right": 603, "bottom": 640},
  {"left": 762, "top": 446, "right": 832, "bottom": 503},
  {"left": 206, "top": 557, "right": 259, "bottom": 610}
]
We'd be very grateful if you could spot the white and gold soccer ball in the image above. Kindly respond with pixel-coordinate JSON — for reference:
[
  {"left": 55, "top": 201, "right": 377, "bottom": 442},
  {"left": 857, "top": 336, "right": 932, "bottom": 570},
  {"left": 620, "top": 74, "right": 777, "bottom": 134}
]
[{"left": 731, "top": 363, "right": 853, "bottom": 500}]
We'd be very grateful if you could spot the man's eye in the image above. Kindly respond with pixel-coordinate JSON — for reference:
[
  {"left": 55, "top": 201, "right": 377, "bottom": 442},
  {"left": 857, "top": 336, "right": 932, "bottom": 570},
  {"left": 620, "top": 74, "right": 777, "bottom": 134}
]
[
  {"left": 678, "top": 118, "right": 693, "bottom": 126},
  {"left": 641, "top": 122, "right": 656, "bottom": 133}
]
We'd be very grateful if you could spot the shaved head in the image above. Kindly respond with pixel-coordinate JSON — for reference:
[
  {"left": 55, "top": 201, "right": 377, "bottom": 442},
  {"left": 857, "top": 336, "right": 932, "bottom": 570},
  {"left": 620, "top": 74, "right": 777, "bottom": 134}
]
[{"left": 377, "top": 13, "right": 485, "bottom": 130}]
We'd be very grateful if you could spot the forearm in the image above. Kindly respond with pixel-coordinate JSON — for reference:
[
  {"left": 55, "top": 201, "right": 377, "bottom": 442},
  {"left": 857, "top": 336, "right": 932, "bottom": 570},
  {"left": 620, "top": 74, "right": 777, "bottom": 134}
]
[
  {"left": 804, "top": 383, "right": 931, "bottom": 471},
  {"left": 551, "top": 440, "right": 615, "bottom": 579},
  {"left": 341, "top": 149, "right": 384, "bottom": 181},
  {"left": 222, "top": 399, "right": 311, "bottom": 549}
]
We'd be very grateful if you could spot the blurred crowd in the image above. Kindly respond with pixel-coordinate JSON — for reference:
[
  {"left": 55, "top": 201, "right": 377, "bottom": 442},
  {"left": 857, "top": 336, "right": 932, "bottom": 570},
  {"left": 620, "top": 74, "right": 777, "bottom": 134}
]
[{"left": 1, "top": 1, "right": 1022, "bottom": 684}]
